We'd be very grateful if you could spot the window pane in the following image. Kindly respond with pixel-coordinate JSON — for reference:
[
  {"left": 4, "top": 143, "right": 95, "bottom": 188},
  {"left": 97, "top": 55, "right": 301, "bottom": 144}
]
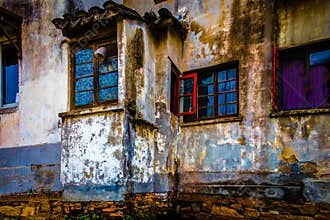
[
  {"left": 228, "top": 81, "right": 236, "bottom": 91},
  {"left": 228, "top": 69, "right": 236, "bottom": 80},
  {"left": 198, "top": 96, "right": 214, "bottom": 107},
  {"left": 2, "top": 45, "right": 18, "bottom": 105},
  {"left": 218, "top": 105, "right": 226, "bottom": 115},
  {"left": 75, "top": 48, "right": 93, "bottom": 64},
  {"left": 76, "top": 62, "right": 93, "bottom": 78},
  {"left": 75, "top": 77, "right": 94, "bottom": 92},
  {"left": 306, "top": 64, "right": 330, "bottom": 108},
  {"left": 179, "top": 96, "right": 193, "bottom": 112},
  {"left": 226, "top": 103, "right": 237, "bottom": 114},
  {"left": 199, "top": 72, "right": 214, "bottom": 85},
  {"left": 198, "top": 107, "right": 214, "bottom": 118},
  {"left": 180, "top": 78, "right": 194, "bottom": 95},
  {"left": 218, "top": 82, "right": 226, "bottom": 92},
  {"left": 280, "top": 59, "right": 307, "bottom": 110},
  {"left": 199, "top": 85, "right": 214, "bottom": 96},
  {"left": 227, "top": 92, "right": 237, "bottom": 103},
  {"left": 99, "top": 57, "right": 118, "bottom": 73},
  {"left": 218, "top": 94, "right": 225, "bottom": 104},
  {"left": 218, "top": 71, "right": 227, "bottom": 82},
  {"left": 3, "top": 64, "right": 19, "bottom": 104},
  {"left": 310, "top": 49, "right": 330, "bottom": 65},
  {"left": 99, "top": 72, "right": 118, "bottom": 88},
  {"left": 99, "top": 87, "right": 118, "bottom": 102},
  {"left": 75, "top": 91, "right": 93, "bottom": 106}
]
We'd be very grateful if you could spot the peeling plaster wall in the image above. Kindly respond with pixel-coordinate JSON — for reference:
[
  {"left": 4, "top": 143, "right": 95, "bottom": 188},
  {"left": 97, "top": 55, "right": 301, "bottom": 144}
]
[
  {"left": 0, "top": 0, "right": 68, "bottom": 148},
  {"left": 61, "top": 112, "right": 126, "bottom": 201},
  {"left": 121, "top": 0, "right": 330, "bottom": 203},
  {"left": 278, "top": 0, "right": 330, "bottom": 48}
]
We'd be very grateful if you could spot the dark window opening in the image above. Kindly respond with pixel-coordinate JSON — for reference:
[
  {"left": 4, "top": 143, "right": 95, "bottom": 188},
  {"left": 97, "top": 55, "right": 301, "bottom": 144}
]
[
  {"left": 73, "top": 40, "right": 118, "bottom": 108},
  {"left": 1, "top": 44, "right": 18, "bottom": 105},
  {"left": 179, "top": 62, "right": 239, "bottom": 122},
  {"left": 0, "top": 7, "right": 21, "bottom": 108},
  {"left": 170, "top": 62, "right": 179, "bottom": 113},
  {"left": 279, "top": 40, "right": 330, "bottom": 110}
]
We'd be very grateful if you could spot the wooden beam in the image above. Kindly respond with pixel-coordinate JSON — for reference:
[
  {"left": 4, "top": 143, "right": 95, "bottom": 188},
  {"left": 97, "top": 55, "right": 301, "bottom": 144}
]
[{"left": 0, "top": 21, "right": 20, "bottom": 56}]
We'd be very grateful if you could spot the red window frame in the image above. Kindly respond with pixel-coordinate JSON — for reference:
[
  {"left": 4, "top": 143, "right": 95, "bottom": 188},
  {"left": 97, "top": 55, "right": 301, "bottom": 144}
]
[
  {"left": 177, "top": 73, "right": 197, "bottom": 115},
  {"left": 271, "top": 46, "right": 279, "bottom": 111}
]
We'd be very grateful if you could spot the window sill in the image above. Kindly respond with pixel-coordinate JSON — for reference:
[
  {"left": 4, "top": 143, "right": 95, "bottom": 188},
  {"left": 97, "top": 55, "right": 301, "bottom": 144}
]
[
  {"left": 180, "top": 115, "right": 243, "bottom": 127},
  {"left": 270, "top": 108, "right": 330, "bottom": 118},
  {"left": 0, "top": 104, "right": 18, "bottom": 114},
  {"left": 59, "top": 105, "right": 124, "bottom": 118}
]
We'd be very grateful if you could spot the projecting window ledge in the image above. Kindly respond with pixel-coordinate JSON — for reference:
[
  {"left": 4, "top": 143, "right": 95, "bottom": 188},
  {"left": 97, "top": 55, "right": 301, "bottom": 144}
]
[
  {"left": 180, "top": 115, "right": 243, "bottom": 127},
  {"left": 0, "top": 103, "right": 18, "bottom": 114},
  {"left": 59, "top": 105, "right": 124, "bottom": 118},
  {"left": 270, "top": 108, "right": 330, "bottom": 118}
]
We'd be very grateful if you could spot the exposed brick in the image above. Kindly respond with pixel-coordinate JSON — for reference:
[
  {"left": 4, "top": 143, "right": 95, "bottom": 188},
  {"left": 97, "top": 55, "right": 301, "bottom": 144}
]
[
  {"left": 201, "top": 201, "right": 213, "bottom": 212},
  {"left": 180, "top": 206, "right": 192, "bottom": 213},
  {"left": 315, "top": 214, "right": 330, "bottom": 220},
  {"left": 195, "top": 212, "right": 211, "bottom": 220},
  {"left": 245, "top": 210, "right": 260, "bottom": 218},
  {"left": 0, "top": 206, "right": 22, "bottom": 216},
  {"left": 210, "top": 205, "right": 243, "bottom": 218},
  {"left": 300, "top": 203, "right": 318, "bottom": 215},
  {"left": 21, "top": 207, "right": 35, "bottom": 216},
  {"left": 231, "top": 204, "right": 242, "bottom": 211}
]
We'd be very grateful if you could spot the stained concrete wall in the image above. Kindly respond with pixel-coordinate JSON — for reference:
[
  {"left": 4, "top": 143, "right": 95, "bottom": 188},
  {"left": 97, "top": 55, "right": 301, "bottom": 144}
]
[
  {"left": 122, "top": 0, "right": 330, "bottom": 203},
  {"left": 0, "top": 143, "right": 61, "bottom": 195},
  {"left": 1, "top": 0, "right": 329, "bottom": 205},
  {"left": 0, "top": 0, "right": 68, "bottom": 148}
]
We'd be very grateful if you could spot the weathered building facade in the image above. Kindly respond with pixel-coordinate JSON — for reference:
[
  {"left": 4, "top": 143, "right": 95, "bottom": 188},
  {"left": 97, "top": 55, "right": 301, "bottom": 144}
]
[{"left": 0, "top": 0, "right": 329, "bottom": 219}]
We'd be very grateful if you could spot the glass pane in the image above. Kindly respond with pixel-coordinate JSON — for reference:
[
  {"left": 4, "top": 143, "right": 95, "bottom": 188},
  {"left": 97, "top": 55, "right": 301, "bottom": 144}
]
[
  {"left": 99, "top": 57, "right": 118, "bottom": 73},
  {"left": 180, "top": 78, "right": 194, "bottom": 95},
  {"left": 310, "top": 49, "right": 330, "bottom": 65},
  {"left": 179, "top": 96, "right": 193, "bottom": 112},
  {"left": 75, "top": 77, "right": 94, "bottom": 92},
  {"left": 199, "top": 85, "right": 214, "bottom": 95},
  {"left": 198, "top": 107, "right": 214, "bottom": 118},
  {"left": 76, "top": 62, "right": 94, "bottom": 78},
  {"left": 228, "top": 69, "right": 236, "bottom": 80},
  {"left": 280, "top": 59, "right": 306, "bottom": 110},
  {"left": 218, "top": 105, "right": 226, "bottom": 115},
  {"left": 227, "top": 80, "right": 236, "bottom": 91},
  {"left": 99, "top": 72, "right": 118, "bottom": 88},
  {"left": 226, "top": 103, "right": 237, "bottom": 114},
  {"left": 3, "top": 64, "right": 19, "bottom": 104},
  {"left": 99, "top": 87, "right": 118, "bottom": 102},
  {"left": 75, "top": 91, "right": 93, "bottom": 106},
  {"left": 2, "top": 45, "right": 18, "bottom": 105},
  {"left": 198, "top": 96, "right": 214, "bottom": 107},
  {"left": 218, "top": 94, "right": 225, "bottom": 104},
  {"left": 199, "top": 72, "right": 214, "bottom": 85},
  {"left": 75, "top": 48, "right": 93, "bottom": 64},
  {"left": 218, "top": 71, "right": 227, "bottom": 82},
  {"left": 218, "top": 82, "right": 226, "bottom": 92},
  {"left": 226, "top": 92, "right": 237, "bottom": 103}
]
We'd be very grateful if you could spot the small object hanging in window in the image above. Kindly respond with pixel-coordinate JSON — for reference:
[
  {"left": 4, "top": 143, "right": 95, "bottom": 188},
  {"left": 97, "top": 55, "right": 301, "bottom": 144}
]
[{"left": 94, "top": 47, "right": 107, "bottom": 61}]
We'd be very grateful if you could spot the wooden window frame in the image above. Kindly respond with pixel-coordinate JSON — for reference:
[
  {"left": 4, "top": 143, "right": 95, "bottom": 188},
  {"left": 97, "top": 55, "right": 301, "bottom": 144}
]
[
  {"left": 70, "top": 38, "right": 118, "bottom": 110},
  {"left": 275, "top": 40, "right": 330, "bottom": 111},
  {"left": 178, "top": 62, "right": 239, "bottom": 121},
  {"left": 177, "top": 73, "right": 197, "bottom": 115}
]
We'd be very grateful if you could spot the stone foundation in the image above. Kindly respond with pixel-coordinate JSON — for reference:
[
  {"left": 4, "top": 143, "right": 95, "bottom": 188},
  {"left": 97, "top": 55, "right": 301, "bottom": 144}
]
[
  {"left": 0, "top": 192, "right": 178, "bottom": 219},
  {"left": 177, "top": 193, "right": 330, "bottom": 220},
  {"left": 0, "top": 192, "right": 62, "bottom": 219},
  {"left": 0, "top": 192, "right": 329, "bottom": 219}
]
